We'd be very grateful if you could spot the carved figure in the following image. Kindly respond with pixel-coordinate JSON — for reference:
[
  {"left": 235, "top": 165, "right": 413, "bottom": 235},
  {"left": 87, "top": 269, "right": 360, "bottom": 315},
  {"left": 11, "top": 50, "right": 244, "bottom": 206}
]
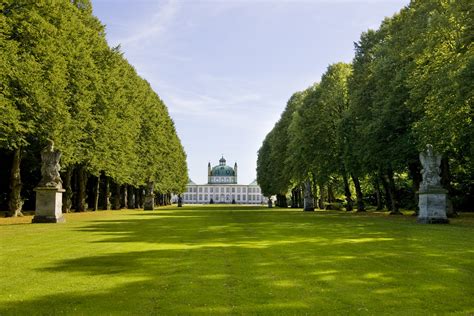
[
  {"left": 304, "top": 181, "right": 313, "bottom": 199},
  {"left": 39, "top": 140, "right": 62, "bottom": 189},
  {"left": 146, "top": 180, "right": 155, "bottom": 195},
  {"left": 419, "top": 144, "right": 442, "bottom": 191}
]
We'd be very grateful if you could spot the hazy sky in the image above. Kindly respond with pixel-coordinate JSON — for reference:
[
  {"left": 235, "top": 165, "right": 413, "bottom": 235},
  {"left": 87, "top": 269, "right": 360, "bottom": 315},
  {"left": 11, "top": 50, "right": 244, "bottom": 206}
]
[{"left": 91, "top": 0, "right": 409, "bottom": 185}]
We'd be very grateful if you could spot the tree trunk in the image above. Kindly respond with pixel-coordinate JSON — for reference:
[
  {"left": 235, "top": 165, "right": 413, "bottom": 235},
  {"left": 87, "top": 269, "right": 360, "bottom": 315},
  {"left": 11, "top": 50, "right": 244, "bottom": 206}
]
[
  {"left": 290, "top": 188, "right": 297, "bottom": 208},
  {"left": 318, "top": 184, "right": 325, "bottom": 209},
  {"left": 121, "top": 185, "right": 128, "bottom": 209},
  {"left": 133, "top": 188, "right": 138, "bottom": 208},
  {"left": 386, "top": 169, "right": 401, "bottom": 215},
  {"left": 311, "top": 177, "right": 318, "bottom": 210},
  {"left": 276, "top": 193, "right": 287, "bottom": 208},
  {"left": 112, "top": 182, "right": 121, "bottom": 210},
  {"left": 103, "top": 176, "right": 111, "bottom": 210},
  {"left": 342, "top": 173, "right": 353, "bottom": 211},
  {"left": 326, "top": 184, "right": 335, "bottom": 210},
  {"left": 62, "top": 166, "right": 73, "bottom": 213},
  {"left": 408, "top": 162, "right": 422, "bottom": 215},
  {"left": 93, "top": 175, "right": 100, "bottom": 211},
  {"left": 8, "top": 147, "right": 23, "bottom": 217},
  {"left": 379, "top": 173, "right": 390, "bottom": 211},
  {"left": 298, "top": 186, "right": 303, "bottom": 208},
  {"left": 351, "top": 173, "right": 365, "bottom": 212},
  {"left": 440, "top": 156, "right": 457, "bottom": 217},
  {"left": 374, "top": 176, "right": 383, "bottom": 210},
  {"left": 127, "top": 185, "right": 135, "bottom": 209},
  {"left": 76, "top": 165, "right": 88, "bottom": 212},
  {"left": 138, "top": 187, "right": 145, "bottom": 208}
]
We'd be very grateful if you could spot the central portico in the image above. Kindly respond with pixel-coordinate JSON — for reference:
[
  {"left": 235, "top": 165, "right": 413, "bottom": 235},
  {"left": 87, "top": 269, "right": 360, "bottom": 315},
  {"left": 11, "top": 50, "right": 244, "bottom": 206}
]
[{"left": 183, "top": 156, "right": 265, "bottom": 204}]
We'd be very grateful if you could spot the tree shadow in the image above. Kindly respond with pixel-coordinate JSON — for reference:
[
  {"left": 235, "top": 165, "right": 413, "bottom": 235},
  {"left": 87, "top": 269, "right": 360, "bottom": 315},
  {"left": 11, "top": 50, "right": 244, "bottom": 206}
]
[{"left": 1, "top": 208, "right": 473, "bottom": 314}]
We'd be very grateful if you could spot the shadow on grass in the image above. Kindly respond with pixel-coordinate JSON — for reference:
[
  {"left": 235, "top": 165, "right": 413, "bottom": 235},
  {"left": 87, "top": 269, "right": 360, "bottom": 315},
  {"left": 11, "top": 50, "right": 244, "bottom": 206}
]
[{"left": 1, "top": 207, "right": 473, "bottom": 315}]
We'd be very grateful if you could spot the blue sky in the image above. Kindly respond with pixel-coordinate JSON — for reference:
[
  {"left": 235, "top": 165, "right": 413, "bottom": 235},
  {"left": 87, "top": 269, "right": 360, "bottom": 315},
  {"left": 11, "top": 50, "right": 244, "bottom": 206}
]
[{"left": 91, "top": 0, "right": 409, "bottom": 185}]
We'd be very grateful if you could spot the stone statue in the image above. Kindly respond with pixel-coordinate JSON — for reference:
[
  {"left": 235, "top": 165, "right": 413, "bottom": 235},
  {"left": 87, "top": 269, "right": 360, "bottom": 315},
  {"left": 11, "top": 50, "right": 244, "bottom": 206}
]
[
  {"left": 38, "top": 140, "right": 62, "bottom": 189},
  {"left": 303, "top": 180, "right": 315, "bottom": 211},
  {"left": 417, "top": 144, "right": 449, "bottom": 224},
  {"left": 146, "top": 180, "right": 155, "bottom": 196},
  {"left": 419, "top": 144, "right": 442, "bottom": 191},
  {"left": 144, "top": 180, "right": 155, "bottom": 210}
]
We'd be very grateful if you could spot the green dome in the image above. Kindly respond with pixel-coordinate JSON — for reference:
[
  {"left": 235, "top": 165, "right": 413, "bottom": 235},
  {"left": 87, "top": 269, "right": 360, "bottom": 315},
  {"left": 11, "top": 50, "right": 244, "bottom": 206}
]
[{"left": 211, "top": 165, "right": 235, "bottom": 177}]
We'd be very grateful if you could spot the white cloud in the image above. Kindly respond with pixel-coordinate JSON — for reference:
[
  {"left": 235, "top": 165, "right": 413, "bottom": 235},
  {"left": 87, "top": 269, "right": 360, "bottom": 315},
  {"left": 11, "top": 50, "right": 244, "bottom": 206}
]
[{"left": 119, "top": 0, "right": 180, "bottom": 46}]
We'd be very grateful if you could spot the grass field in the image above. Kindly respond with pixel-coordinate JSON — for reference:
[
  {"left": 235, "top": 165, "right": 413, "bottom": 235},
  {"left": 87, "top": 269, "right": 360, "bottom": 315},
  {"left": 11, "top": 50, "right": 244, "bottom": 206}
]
[{"left": 1, "top": 205, "right": 473, "bottom": 315}]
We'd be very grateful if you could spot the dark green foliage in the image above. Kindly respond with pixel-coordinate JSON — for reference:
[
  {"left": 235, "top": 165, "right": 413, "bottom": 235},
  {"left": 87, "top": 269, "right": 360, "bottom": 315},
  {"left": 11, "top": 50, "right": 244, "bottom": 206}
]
[
  {"left": 257, "top": 0, "right": 473, "bottom": 211},
  {"left": 0, "top": 0, "right": 188, "bottom": 215}
]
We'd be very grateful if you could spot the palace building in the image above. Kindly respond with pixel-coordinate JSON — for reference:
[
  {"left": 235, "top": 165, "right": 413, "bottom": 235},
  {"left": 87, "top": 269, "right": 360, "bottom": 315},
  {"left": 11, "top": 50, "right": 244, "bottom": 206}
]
[{"left": 182, "top": 156, "right": 266, "bottom": 204}]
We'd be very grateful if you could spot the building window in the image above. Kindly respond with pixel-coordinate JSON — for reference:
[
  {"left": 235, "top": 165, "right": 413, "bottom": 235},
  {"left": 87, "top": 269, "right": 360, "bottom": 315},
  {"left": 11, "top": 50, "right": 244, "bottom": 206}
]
[
  {"left": 232, "top": 188, "right": 235, "bottom": 193},
  {"left": 199, "top": 187, "right": 202, "bottom": 193},
  {"left": 237, "top": 194, "right": 240, "bottom": 200},
  {"left": 242, "top": 188, "right": 246, "bottom": 193},
  {"left": 199, "top": 195, "right": 202, "bottom": 201},
  {"left": 237, "top": 187, "right": 241, "bottom": 193},
  {"left": 210, "top": 188, "right": 213, "bottom": 193},
  {"left": 226, "top": 187, "right": 230, "bottom": 193},
  {"left": 205, "top": 194, "right": 208, "bottom": 200},
  {"left": 243, "top": 195, "right": 246, "bottom": 201}
]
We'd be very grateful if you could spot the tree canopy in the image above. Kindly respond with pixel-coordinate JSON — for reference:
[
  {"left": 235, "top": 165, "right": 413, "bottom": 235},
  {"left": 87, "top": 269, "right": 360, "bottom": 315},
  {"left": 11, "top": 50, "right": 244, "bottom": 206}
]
[
  {"left": 1, "top": 0, "right": 188, "bottom": 215},
  {"left": 257, "top": 0, "right": 473, "bottom": 212}
]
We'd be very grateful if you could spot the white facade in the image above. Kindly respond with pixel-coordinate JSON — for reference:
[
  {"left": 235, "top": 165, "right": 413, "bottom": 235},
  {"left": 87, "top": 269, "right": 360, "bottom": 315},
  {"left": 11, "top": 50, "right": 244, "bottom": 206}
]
[{"left": 182, "top": 157, "right": 266, "bottom": 204}]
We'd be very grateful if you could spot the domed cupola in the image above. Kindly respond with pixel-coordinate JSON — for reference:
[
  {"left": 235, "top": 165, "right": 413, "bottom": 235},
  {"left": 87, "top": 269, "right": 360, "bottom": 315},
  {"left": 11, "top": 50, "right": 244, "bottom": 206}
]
[{"left": 208, "top": 156, "right": 237, "bottom": 184}]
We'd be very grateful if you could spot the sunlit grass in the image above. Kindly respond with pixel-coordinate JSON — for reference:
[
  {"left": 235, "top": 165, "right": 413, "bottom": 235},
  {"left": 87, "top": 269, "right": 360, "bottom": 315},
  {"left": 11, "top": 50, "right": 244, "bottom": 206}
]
[{"left": 1, "top": 206, "right": 473, "bottom": 315}]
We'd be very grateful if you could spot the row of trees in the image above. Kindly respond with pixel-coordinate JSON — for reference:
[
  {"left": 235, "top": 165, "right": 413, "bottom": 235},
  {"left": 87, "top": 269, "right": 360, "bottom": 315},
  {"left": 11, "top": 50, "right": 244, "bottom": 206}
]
[
  {"left": 0, "top": 1, "right": 188, "bottom": 216},
  {"left": 257, "top": 0, "right": 473, "bottom": 213}
]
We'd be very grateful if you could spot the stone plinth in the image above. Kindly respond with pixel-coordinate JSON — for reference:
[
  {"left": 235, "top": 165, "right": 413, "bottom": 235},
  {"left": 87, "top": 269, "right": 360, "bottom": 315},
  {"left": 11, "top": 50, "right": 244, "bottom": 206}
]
[
  {"left": 178, "top": 197, "right": 183, "bottom": 207},
  {"left": 418, "top": 188, "right": 449, "bottom": 224},
  {"left": 144, "top": 194, "right": 155, "bottom": 210},
  {"left": 304, "top": 198, "right": 315, "bottom": 212},
  {"left": 33, "top": 187, "right": 65, "bottom": 223}
]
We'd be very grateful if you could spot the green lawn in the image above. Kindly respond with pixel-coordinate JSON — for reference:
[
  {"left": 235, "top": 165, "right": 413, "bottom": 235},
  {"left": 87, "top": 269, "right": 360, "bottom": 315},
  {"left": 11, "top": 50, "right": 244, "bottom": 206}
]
[{"left": 1, "top": 206, "right": 473, "bottom": 315}]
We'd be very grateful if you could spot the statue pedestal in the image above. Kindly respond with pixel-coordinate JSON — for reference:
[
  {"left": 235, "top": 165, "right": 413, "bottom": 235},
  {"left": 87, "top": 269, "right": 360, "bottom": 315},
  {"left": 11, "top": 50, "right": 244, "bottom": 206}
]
[
  {"left": 144, "top": 194, "right": 155, "bottom": 210},
  {"left": 33, "top": 187, "right": 65, "bottom": 223},
  {"left": 304, "top": 198, "right": 315, "bottom": 211},
  {"left": 418, "top": 188, "right": 449, "bottom": 224},
  {"left": 268, "top": 199, "right": 273, "bottom": 208}
]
